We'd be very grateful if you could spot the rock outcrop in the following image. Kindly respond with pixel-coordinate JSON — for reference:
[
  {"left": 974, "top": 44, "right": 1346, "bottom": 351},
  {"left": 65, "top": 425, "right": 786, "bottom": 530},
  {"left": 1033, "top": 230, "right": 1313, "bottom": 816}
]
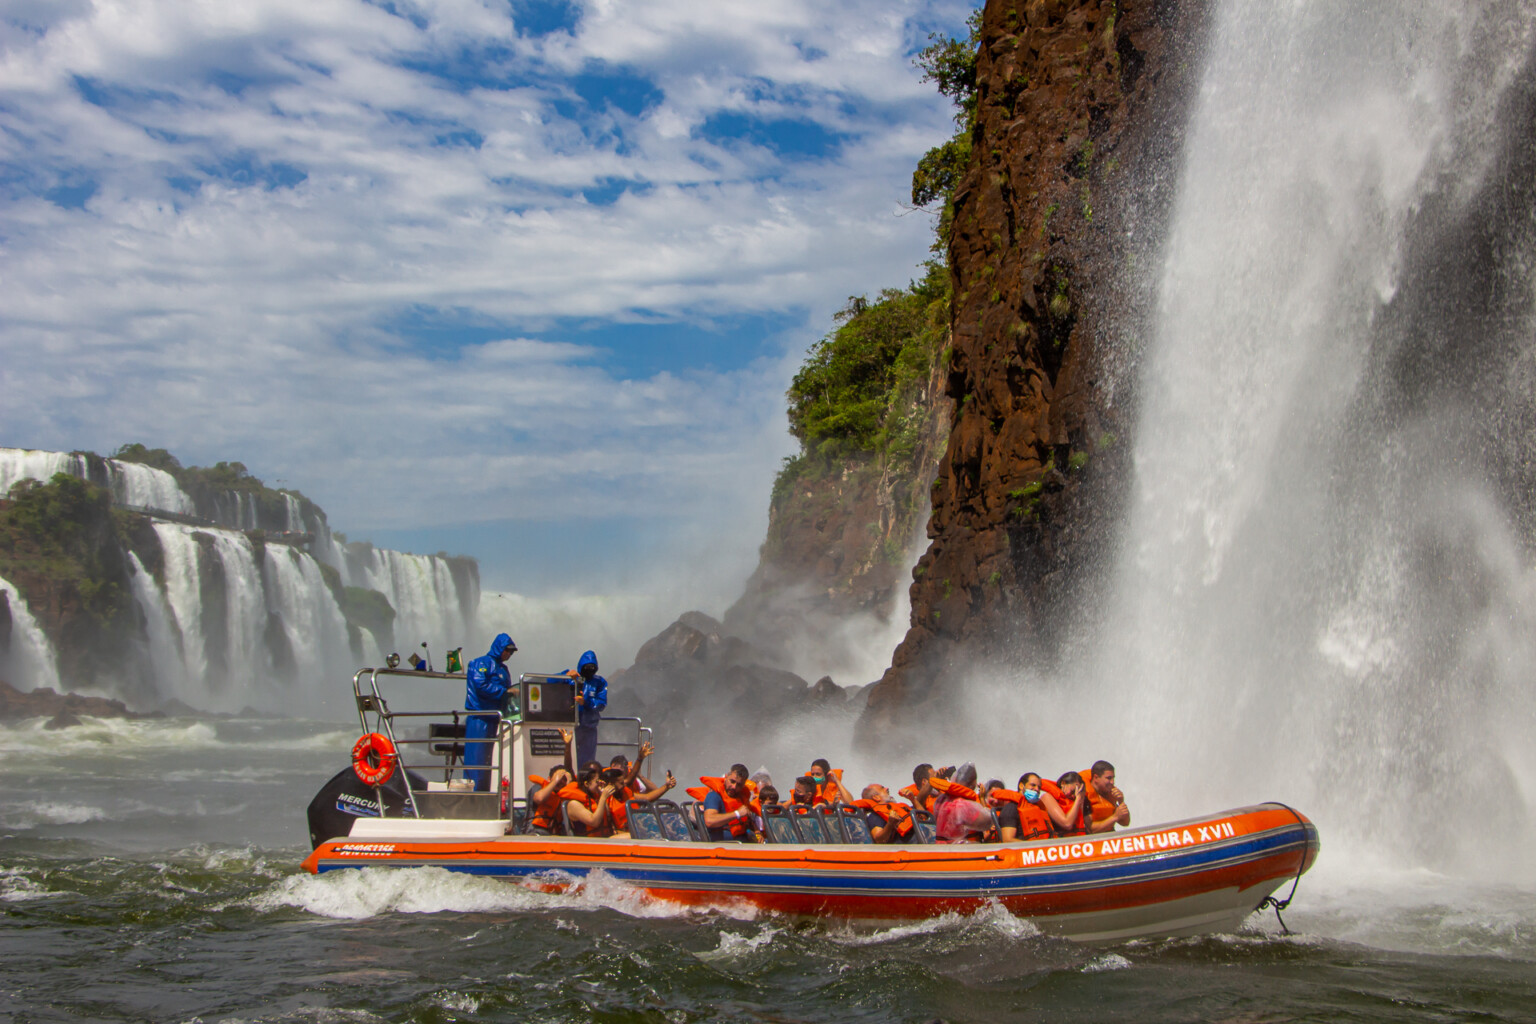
[
  {"left": 608, "top": 611, "right": 864, "bottom": 770},
  {"left": 864, "top": 0, "right": 1211, "bottom": 729}
]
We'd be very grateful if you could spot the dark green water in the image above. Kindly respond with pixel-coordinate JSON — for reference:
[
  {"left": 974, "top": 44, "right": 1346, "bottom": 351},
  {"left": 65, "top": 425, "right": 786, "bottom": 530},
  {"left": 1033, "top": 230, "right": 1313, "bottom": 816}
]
[{"left": 3, "top": 717, "right": 1534, "bottom": 1024}]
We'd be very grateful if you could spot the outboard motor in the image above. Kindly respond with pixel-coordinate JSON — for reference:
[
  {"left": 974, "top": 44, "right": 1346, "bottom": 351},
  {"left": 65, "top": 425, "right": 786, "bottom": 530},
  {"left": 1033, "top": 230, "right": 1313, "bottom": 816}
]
[{"left": 306, "top": 766, "right": 426, "bottom": 848}]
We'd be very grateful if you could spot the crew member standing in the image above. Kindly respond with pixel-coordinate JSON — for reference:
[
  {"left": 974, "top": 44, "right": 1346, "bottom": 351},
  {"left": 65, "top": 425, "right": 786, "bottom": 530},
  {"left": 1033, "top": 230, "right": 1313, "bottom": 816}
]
[
  {"left": 565, "top": 650, "right": 608, "bottom": 768},
  {"left": 464, "top": 633, "right": 517, "bottom": 791}
]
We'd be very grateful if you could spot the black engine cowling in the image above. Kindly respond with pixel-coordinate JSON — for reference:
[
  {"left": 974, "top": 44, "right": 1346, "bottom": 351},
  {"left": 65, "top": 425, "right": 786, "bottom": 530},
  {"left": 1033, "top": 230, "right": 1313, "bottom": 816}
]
[{"left": 306, "top": 765, "right": 427, "bottom": 848}]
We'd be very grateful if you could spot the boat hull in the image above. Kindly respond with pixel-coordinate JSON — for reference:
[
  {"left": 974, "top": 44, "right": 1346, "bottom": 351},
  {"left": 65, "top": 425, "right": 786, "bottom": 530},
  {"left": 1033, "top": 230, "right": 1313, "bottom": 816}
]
[{"left": 303, "top": 803, "right": 1318, "bottom": 942}]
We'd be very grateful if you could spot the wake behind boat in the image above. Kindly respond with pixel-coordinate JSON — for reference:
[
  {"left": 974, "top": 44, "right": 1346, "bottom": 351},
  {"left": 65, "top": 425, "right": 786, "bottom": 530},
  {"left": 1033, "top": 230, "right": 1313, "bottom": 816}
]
[{"left": 303, "top": 667, "right": 1320, "bottom": 943}]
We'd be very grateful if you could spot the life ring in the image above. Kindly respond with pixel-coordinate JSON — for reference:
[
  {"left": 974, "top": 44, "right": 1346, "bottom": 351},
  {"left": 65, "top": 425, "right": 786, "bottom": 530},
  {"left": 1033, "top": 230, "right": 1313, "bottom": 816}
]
[{"left": 352, "top": 732, "right": 397, "bottom": 786}]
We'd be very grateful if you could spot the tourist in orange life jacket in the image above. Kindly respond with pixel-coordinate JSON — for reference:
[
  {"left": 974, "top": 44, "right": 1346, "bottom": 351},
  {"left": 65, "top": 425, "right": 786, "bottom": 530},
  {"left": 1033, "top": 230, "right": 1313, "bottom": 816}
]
[
  {"left": 1078, "top": 760, "right": 1131, "bottom": 832},
  {"left": 1014, "top": 773, "right": 1066, "bottom": 841},
  {"left": 524, "top": 764, "right": 573, "bottom": 835},
  {"left": 560, "top": 765, "right": 620, "bottom": 837},
  {"left": 1040, "top": 771, "right": 1090, "bottom": 836},
  {"left": 857, "top": 784, "right": 916, "bottom": 844},
  {"left": 744, "top": 784, "right": 779, "bottom": 840},
  {"left": 807, "top": 758, "right": 855, "bottom": 805},
  {"left": 698, "top": 763, "right": 756, "bottom": 842},
  {"left": 605, "top": 745, "right": 676, "bottom": 830},
  {"left": 790, "top": 776, "right": 819, "bottom": 808},
  {"left": 900, "top": 763, "right": 938, "bottom": 814}
]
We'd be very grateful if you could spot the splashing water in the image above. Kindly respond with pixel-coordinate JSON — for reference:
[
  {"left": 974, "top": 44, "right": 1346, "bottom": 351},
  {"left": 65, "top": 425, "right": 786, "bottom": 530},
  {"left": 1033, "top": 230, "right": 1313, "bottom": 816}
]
[{"left": 1081, "top": 0, "right": 1536, "bottom": 875}]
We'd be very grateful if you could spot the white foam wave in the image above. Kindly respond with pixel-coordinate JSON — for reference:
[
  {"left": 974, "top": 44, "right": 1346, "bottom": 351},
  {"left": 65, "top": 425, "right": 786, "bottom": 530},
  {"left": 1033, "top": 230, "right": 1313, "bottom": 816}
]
[
  {"left": 695, "top": 924, "right": 784, "bottom": 963},
  {"left": 0, "top": 800, "right": 107, "bottom": 828},
  {"left": 0, "top": 868, "right": 54, "bottom": 902},
  {"left": 1082, "top": 952, "right": 1133, "bottom": 972},
  {"left": 250, "top": 865, "right": 731, "bottom": 922}
]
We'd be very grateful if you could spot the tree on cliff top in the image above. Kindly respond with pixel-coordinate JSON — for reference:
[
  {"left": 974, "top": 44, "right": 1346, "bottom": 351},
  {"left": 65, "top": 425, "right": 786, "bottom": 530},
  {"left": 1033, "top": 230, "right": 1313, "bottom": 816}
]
[
  {"left": 784, "top": 260, "right": 949, "bottom": 467},
  {"left": 911, "top": 8, "right": 982, "bottom": 220}
]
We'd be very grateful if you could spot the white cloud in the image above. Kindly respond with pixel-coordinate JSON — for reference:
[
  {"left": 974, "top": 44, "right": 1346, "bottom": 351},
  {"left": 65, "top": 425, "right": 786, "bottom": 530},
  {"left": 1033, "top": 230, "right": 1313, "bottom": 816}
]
[{"left": 0, "top": 0, "right": 969, "bottom": 582}]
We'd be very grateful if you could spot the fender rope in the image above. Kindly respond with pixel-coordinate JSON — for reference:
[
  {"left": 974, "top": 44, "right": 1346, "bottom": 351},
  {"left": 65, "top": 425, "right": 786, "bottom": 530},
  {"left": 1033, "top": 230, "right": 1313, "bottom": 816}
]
[{"left": 1257, "top": 801, "right": 1309, "bottom": 935}]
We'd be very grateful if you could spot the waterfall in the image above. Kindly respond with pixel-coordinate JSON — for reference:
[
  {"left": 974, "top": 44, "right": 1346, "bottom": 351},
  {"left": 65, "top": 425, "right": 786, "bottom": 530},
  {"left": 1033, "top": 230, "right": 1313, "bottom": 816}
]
[
  {"left": 106, "top": 462, "right": 196, "bottom": 515},
  {"left": 1046, "top": 0, "right": 1536, "bottom": 873},
  {"left": 342, "top": 546, "right": 477, "bottom": 660},
  {"left": 261, "top": 543, "right": 359, "bottom": 682},
  {"left": 0, "top": 448, "right": 86, "bottom": 496},
  {"left": 0, "top": 574, "right": 61, "bottom": 692},
  {"left": 126, "top": 551, "right": 189, "bottom": 699}
]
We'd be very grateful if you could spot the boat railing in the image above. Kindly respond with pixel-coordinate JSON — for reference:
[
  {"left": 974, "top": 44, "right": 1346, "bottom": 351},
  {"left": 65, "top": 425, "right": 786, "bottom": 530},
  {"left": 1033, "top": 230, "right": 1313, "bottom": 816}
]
[{"left": 351, "top": 668, "right": 651, "bottom": 820}]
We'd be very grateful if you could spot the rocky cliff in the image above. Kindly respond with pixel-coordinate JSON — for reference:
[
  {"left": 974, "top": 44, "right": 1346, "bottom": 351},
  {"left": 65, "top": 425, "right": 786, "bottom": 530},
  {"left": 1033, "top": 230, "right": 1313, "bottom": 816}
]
[
  {"left": 864, "top": 0, "right": 1211, "bottom": 729},
  {"left": 723, "top": 269, "right": 954, "bottom": 681}
]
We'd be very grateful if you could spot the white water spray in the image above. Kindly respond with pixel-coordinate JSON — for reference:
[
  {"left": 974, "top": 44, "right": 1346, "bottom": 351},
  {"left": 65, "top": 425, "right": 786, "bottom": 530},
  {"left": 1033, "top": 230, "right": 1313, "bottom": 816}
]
[
  {"left": 0, "top": 574, "right": 61, "bottom": 692},
  {"left": 1088, "top": 0, "right": 1536, "bottom": 873}
]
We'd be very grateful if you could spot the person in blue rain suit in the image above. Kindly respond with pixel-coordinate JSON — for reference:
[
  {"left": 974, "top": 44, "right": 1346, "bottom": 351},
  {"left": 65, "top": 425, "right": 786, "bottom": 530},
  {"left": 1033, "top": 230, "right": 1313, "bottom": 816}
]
[
  {"left": 565, "top": 650, "right": 607, "bottom": 768},
  {"left": 464, "top": 633, "right": 518, "bottom": 791}
]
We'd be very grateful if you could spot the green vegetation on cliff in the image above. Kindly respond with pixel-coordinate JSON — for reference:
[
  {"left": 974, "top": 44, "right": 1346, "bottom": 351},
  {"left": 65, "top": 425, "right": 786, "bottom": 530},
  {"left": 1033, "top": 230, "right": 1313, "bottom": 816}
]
[
  {"left": 0, "top": 474, "right": 126, "bottom": 624},
  {"left": 911, "top": 10, "right": 983, "bottom": 245},
  {"left": 783, "top": 261, "right": 951, "bottom": 474}
]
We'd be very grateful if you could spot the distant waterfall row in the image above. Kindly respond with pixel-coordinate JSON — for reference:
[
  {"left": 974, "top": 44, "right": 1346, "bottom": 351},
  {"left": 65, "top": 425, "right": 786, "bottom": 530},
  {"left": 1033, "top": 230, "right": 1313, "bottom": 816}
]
[{"left": 0, "top": 447, "right": 479, "bottom": 713}]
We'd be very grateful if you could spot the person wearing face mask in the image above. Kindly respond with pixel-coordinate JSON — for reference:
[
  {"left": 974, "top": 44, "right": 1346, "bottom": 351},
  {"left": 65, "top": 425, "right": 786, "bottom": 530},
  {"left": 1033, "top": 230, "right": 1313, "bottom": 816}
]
[
  {"left": 563, "top": 650, "right": 608, "bottom": 768},
  {"left": 1014, "top": 772, "right": 1064, "bottom": 841},
  {"left": 807, "top": 758, "right": 855, "bottom": 805}
]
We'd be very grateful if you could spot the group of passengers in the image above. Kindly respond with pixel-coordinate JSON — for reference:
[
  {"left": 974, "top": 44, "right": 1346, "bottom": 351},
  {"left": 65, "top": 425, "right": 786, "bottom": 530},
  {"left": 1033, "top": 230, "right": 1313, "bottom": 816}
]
[{"left": 521, "top": 739, "right": 1130, "bottom": 844}]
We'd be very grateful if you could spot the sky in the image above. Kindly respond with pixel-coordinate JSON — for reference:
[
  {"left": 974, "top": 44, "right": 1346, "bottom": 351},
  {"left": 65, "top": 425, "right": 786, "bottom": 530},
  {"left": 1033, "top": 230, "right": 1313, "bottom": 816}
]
[{"left": 0, "top": 0, "right": 970, "bottom": 602}]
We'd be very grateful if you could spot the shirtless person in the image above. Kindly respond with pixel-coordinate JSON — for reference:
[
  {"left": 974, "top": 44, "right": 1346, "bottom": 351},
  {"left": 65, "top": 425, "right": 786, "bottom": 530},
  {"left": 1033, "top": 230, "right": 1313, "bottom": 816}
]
[{"left": 1079, "top": 760, "right": 1130, "bottom": 833}]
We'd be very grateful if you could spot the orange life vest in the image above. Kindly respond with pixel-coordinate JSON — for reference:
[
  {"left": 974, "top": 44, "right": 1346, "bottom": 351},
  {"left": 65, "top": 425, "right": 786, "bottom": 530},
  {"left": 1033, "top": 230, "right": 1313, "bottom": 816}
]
[
  {"left": 899, "top": 783, "right": 936, "bottom": 815},
  {"left": 1078, "top": 769, "right": 1119, "bottom": 826},
  {"left": 811, "top": 768, "right": 844, "bottom": 806},
  {"left": 853, "top": 799, "right": 914, "bottom": 838},
  {"left": 527, "top": 774, "right": 564, "bottom": 831},
  {"left": 1040, "top": 779, "right": 1087, "bottom": 836},
  {"left": 689, "top": 776, "right": 753, "bottom": 839},
  {"left": 992, "top": 789, "right": 1053, "bottom": 841},
  {"left": 929, "top": 777, "right": 980, "bottom": 802},
  {"left": 557, "top": 782, "right": 614, "bottom": 838}
]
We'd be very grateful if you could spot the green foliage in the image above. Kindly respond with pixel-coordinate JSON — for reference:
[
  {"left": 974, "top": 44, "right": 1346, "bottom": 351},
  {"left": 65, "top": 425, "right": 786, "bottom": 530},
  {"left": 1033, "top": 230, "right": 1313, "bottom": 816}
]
[
  {"left": 1068, "top": 450, "right": 1090, "bottom": 472},
  {"left": 912, "top": 135, "right": 972, "bottom": 208},
  {"left": 784, "top": 261, "right": 950, "bottom": 463},
  {"left": 0, "top": 474, "right": 124, "bottom": 625},
  {"left": 911, "top": 6, "right": 984, "bottom": 250}
]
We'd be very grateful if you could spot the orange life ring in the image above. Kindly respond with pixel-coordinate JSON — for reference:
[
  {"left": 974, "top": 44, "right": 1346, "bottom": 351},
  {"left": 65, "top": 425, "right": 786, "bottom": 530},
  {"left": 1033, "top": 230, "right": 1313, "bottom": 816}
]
[{"left": 352, "top": 732, "right": 397, "bottom": 786}]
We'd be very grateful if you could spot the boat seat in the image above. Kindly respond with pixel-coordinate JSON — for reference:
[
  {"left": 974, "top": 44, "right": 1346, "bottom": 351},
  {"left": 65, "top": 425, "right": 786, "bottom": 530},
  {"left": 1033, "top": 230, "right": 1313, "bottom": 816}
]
[
  {"left": 790, "top": 805, "right": 829, "bottom": 844},
  {"left": 650, "top": 799, "right": 696, "bottom": 842},
  {"left": 427, "top": 722, "right": 466, "bottom": 758},
  {"left": 761, "top": 804, "right": 800, "bottom": 844},
  {"left": 680, "top": 800, "right": 711, "bottom": 841},
  {"left": 910, "top": 808, "right": 936, "bottom": 844},
  {"left": 506, "top": 796, "right": 530, "bottom": 834},
  {"left": 813, "top": 805, "right": 849, "bottom": 842},
  {"left": 626, "top": 800, "right": 665, "bottom": 840},
  {"left": 831, "top": 804, "right": 873, "bottom": 843}
]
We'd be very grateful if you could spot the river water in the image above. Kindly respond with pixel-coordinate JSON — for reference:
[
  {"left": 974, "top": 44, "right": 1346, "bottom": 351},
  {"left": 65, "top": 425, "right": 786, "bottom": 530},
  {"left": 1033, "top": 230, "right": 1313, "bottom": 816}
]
[{"left": 2, "top": 715, "right": 1533, "bottom": 1024}]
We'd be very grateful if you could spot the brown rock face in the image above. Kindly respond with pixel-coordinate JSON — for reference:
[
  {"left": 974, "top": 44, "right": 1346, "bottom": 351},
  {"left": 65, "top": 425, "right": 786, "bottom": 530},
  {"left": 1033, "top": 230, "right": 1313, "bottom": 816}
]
[
  {"left": 724, "top": 342, "right": 952, "bottom": 678},
  {"left": 863, "top": 0, "right": 1210, "bottom": 728}
]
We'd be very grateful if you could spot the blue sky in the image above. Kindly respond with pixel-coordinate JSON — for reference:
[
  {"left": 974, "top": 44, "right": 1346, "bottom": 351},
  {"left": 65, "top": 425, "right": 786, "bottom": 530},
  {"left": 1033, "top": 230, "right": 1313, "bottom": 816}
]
[{"left": 0, "top": 0, "right": 969, "bottom": 602}]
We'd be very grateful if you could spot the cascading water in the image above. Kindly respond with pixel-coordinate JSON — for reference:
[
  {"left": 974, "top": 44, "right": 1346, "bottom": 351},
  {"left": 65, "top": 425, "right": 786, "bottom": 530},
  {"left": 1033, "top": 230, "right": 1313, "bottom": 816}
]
[
  {"left": 1064, "top": 0, "right": 1536, "bottom": 874},
  {"left": 105, "top": 462, "right": 196, "bottom": 515},
  {"left": 0, "top": 449, "right": 86, "bottom": 496},
  {"left": 0, "top": 574, "right": 61, "bottom": 692},
  {"left": 341, "top": 546, "right": 477, "bottom": 661}
]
